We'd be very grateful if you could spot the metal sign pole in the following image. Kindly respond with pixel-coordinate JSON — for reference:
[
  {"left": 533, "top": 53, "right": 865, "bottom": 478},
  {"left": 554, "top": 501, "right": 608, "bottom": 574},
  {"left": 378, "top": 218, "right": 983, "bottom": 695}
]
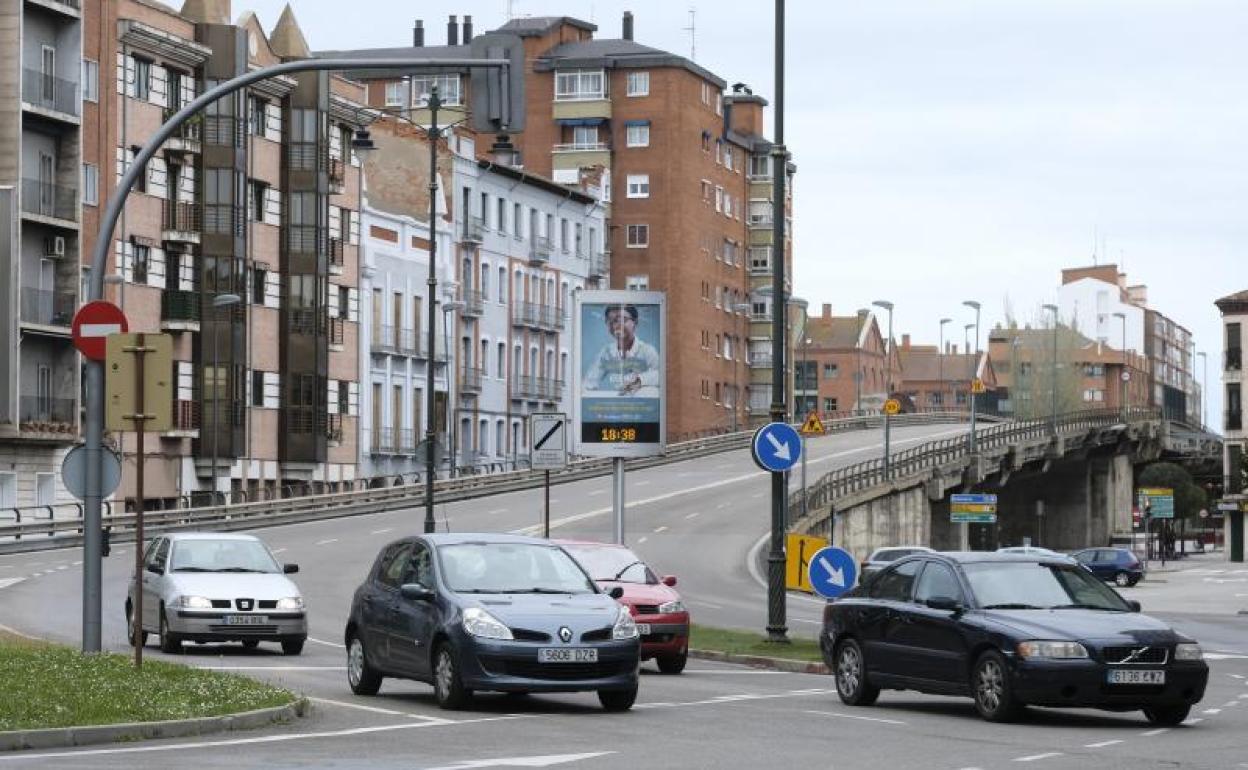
[
  {"left": 613, "top": 458, "right": 625, "bottom": 544},
  {"left": 801, "top": 434, "right": 808, "bottom": 517},
  {"left": 124, "top": 333, "right": 153, "bottom": 669},
  {"left": 544, "top": 470, "right": 551, "bottom": 538}
]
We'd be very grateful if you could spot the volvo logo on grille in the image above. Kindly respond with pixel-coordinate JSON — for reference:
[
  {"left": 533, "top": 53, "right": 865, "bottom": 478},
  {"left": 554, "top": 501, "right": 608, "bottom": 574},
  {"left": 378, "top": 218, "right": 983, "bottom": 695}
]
[
  {"left": 1117, "top": 646, "right": 1150, "bottom": 664},
  {"left": 559, "top": 626, "right": 573, "bottom": 643},
  {"left": 237, "top": 599, "right": 253, "bottom": 611}
]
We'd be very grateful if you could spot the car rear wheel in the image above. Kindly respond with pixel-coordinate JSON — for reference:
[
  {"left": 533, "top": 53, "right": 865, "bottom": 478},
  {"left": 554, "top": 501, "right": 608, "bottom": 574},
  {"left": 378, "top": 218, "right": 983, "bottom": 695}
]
[
  {"left": 1115, "top": 571, "right": 1132, "bottom": 588},
  {"left": 657, "top": 652, "right": 687, "bottom": 675},
  {"left": 433, "top": 644, "right": 471, "bottom": 710},
  {"left": 598, "top": 685, "right": 638, "bottom": 711},
  {"left": 346, "top": 634, "right": 383, "bottom": 696},
  {"left": 1143, "top": 704, "right": 1191, "bottom": 726},
  {"left": 282, "top": 638, "right": 305, "bottom": 656},
  {"left": 158, "top": 607, "right": 182, "bottom": 654},
  {"left": 972, "top": 651, "right": 1022, "bottom": 722},
  {"left": 126, "top": 604, "right": 148, "bottom": 648},
  {"left": 835, "top": 639, "right": 880, "bottom": 706}
]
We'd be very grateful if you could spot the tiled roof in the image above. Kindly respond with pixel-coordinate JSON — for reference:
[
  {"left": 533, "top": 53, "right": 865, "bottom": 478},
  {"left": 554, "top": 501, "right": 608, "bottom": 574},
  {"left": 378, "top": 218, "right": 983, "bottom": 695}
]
[
  {"left": 897, "top": 351, "right": 979, "bottom": 383},
  {"left": 806, "top": 316, "right": 864, "bottom": 349}
]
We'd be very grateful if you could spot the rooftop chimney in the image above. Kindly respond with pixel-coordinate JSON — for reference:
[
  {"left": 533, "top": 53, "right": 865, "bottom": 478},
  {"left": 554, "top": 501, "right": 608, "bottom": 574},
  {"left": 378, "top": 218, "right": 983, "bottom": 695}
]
[
  {"left": 448, "top": 15, "right": 459, "bottom": 46},
  {"left": 822, "top": 303, "right": 832, "bottom": 318},
  {"left": 622, "top": 11, "right": 634, "bottom": 41},
  {"left": 463, "top": 15, "right": 474, "bottom": 43},
  {"left": 413, "top": 19, "right": 424, "bottom": 47},
  {"left": 902, "top": 334, "right": 911, "bottom": 350}
]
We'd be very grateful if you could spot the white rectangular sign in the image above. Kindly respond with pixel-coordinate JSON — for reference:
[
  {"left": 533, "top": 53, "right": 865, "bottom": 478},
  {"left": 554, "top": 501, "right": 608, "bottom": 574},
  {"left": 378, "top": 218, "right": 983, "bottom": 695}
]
[
  {"left": 530, "top": 413, "right": 568, "bottom": 470},
  {"left": 573, "top": 290, "right": 666, "bottom": 458}
]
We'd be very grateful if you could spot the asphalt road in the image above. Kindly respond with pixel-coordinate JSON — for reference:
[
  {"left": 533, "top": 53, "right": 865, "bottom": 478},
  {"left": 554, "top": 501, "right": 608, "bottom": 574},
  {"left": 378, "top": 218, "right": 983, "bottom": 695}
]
[{"left": 4, "top": 422, "right": 1248, "bottom": 769}]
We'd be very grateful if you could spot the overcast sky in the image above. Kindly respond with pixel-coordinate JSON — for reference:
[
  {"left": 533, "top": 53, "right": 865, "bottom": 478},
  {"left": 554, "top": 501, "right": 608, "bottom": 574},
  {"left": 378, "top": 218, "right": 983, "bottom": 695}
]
[{"left": 246, "top": 0, "right": 1245, "bottom": 425}]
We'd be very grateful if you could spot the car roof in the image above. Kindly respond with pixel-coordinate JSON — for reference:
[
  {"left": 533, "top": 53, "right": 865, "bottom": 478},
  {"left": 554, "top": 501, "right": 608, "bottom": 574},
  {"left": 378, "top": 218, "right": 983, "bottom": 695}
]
[
  {"left": 163, "top": 532, "right": 261, "bottom": 542},
  {"left": 920, "top": 551, "right": 1077, "bottom": 565},
  {"left": 420, "top": 532, "right": 557, "bottom": 547},
  {"left": 554, "top": 539, "right": 630, "bottom": 549}
]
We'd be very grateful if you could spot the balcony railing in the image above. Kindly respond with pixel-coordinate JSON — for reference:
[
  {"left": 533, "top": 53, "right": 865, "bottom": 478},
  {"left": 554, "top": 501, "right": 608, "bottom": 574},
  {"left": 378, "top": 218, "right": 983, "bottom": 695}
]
[
  {"left": 19, "top": 287, "right": 75, "bottom": 327},
  {"left": 1228, "top": 347, "right": 1243, "bottom": 371},
  {"left": 203, "top": 116, "right": 244, "bottom": 148},
  {"left": 326, "top": 413, "right": 343, "bottom": 443},
  {"left": 1228, "top": 410, "right": 1244, "bottom": 432},
  {"left": 530, "top": 237, "right": 553, "bottom": 264},
  {"left": 748, "top": 213, "right": 774, "bottom": 227},
  {"left": 462, "top": 288, "right": 485, "bottom": 317},
  {"left": 328, "top": 157, "right": 346, "bottom": 190},
  {"left": 512, "top": 376, "right": 564, "bottom": 402},
  {"left": 372, "top": 427, "right": 416, "bottom": 455},
  {"left": 463, "top": 217, "right": 485, "bottom": 243},
  {"left": 163, "top": 108, "right": 203, "bottom": 142},
  {"left": 328, "top": 316, "right": 345, "bottom": 346},
  {"left": 161, "top": 290, "right": 201, "bottom": 324},
  {"left": 553, "top": 142, "right": 608, "bottom": 152},
  {"left": 203, "top": 204, "right": 244, "bottom": 237},
  {"left": 19, "top": 396, "right": 77, "bottom": 433},
  {"left": 20, "top": 179, "right": 77, "bottom": 222},
  {"left": 163, "top": 202, "right": 201, "bottom": 236},
  {"left": 328, "top": 237, "right": 345, "bottom": 267},
  {"left": 172, "top": 399, "right": 200, "bottom": 431},
  {"left": 589, "top": 251, "right": 610, "bottom": 279},
  {"left": 22, "top": 68, "right": 79, "bottom": 117},
  {"left": 512, "top": 302, "right": 563, "bottom": 332},
  {"left": 750, "top": 352, "right": 774, "bottom": 367},
  {"left": 460, "top": 366, "right": 484, "bottom": 394}
]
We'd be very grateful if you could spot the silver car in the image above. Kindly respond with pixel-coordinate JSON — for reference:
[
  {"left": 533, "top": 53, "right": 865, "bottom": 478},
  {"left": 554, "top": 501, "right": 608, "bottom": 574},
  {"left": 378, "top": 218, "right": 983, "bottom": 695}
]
[{"left": 127, "top": 532, "right": 307, "bottom": 655}]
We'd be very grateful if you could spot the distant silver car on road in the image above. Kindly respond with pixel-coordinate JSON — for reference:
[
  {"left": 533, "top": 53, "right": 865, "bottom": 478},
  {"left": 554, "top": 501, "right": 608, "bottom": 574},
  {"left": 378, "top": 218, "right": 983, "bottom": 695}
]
[
  {"left": 860, "top": 546, "right": 935, "bottom": 579},
  {"left": 997, "top": 546, "right": 1068, "bottom": 559},
  {"left": 127, "top": 532, "right": 307, "bottom": 655}
]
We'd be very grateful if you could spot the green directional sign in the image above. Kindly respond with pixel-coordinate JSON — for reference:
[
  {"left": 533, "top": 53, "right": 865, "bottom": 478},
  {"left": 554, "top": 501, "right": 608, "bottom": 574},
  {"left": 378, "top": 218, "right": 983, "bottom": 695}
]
[
  {"left": 951, "top": 494, "right": 998, "bottom": 524},
  {"left": 951, "top": 511, "right": 998, "bottom": 524},
  {"left": 1138, "top": 487, "right": 1175, "bottom": 519}
]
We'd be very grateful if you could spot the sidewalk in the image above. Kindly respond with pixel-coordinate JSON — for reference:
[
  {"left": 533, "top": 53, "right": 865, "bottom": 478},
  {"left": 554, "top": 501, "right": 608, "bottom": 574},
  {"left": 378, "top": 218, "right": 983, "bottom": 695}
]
[{"left": 1140, "top": 550, "right": 1227, "bottom": 574}]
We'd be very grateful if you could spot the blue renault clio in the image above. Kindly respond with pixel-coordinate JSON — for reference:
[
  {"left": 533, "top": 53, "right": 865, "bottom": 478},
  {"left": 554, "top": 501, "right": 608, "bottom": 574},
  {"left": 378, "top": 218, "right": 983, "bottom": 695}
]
[{"left": 344, "top": 533, "right": 641, "bottom": 710}]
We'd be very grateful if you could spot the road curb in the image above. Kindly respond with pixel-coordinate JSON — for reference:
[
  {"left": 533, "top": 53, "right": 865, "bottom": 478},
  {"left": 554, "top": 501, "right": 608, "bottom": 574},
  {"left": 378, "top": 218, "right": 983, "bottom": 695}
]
[
  {"left": 690, "top": 648, "right": 829, "bottom": 675},
  {"left": 0, "top": 697, "right": 310, "bottom": 753}
]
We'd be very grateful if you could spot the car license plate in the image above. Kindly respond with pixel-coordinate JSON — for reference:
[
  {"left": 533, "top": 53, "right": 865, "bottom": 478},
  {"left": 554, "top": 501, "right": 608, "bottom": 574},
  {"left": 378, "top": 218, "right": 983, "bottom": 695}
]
[
  {"left": 636, "top": 623, "right": 651, "bottom": 636},
  {"left": 538, "top": 648, "right": 598, "bottom": 663},
  {"left": 223, "top": 615, "right": 268, "bottom": 626},
  {"left": 1107, "top": 669, "right": 1165, "bottom": 685}
]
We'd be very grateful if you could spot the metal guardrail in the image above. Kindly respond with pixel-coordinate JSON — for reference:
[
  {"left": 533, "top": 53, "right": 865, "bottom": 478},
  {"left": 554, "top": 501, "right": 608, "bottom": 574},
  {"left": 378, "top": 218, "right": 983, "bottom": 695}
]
[
  {"left": 794, "top": 407, "right": 1162, "bottom": 514},
  {"left": 0, "top": 411, "right": 988, "bottom": 550}
]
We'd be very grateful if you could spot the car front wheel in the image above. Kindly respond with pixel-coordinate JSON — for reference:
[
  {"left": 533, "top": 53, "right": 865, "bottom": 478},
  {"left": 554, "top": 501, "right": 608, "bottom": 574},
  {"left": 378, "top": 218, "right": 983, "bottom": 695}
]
[
  {"left": 158, "top": 607, "right": 182, "bottom": 654},
  {"left": 972, "top": 651, "right": 1022, "bottom": 722},
  {"left": 346, "top": 634, "right": 383, "bottom": 696},
  {"left": 657, "top": 652, "right": 687, "bottom": 675},
  {"left": 433, "top": 644, "right": 471, "bottom": 710},
  {"left": 835, "top": 639, "right": 879, "bottom": 706},
  {"left": 1115, "top": 571, "right": 1132, "bottom": 588},
  {"left": 599, "top": 685, "right": 638, "bottom": 711},
  {"left": 1143, "top": 704, "right": 1191, "bottom": 726}
]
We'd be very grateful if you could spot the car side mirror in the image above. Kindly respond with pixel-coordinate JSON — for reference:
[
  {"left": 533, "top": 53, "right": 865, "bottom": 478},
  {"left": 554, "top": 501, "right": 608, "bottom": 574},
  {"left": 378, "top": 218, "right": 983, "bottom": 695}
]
[
  {"left": 925, "top": 596, "right": 961, "bottom": 612},
  {"left": 1126, "top": 600, "right": 1141, "bottom": 613},
  {"left": 662, "top": 575, "right": 677, "bottom": 587},
  {"left": 400, "top": 583, "right": 434, "bottom": 601},
  {"left": 608, "top": 586, "right": 624, "bottom": 600},
  {"left": 283, "top": 563, "right": 299, "bottom": 574},
  {"left": 145, "top": 563, "right": 163, "bottom": 575}
]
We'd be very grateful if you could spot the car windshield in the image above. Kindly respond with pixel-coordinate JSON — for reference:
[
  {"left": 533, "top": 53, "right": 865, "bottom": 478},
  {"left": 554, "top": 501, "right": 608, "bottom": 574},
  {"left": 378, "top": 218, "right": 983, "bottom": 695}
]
[
  {"left": 438, "top": 543, "right": 598, "bottom": 594},
  {"left": 170, "top": 539, "right": 280, "bottom": 573},
  {"left": 965, "top": 561, "right": 1131, "bottom": 611},
  {"left": 561, "top": 544, "right": 657, "bottom": 584}
]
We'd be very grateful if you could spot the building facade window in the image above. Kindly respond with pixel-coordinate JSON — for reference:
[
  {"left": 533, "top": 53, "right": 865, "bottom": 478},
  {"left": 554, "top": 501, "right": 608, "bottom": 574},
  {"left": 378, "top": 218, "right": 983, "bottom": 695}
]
[
  {"left": 82, "top": 163, "right": 98, "bottom": 206},
  {"left": 626, "top": 71, "right": 650, "bottom": 96},
  {"left": 626, "top": 174, "right": 650, "bottom": 198},
  {"left": 82, "top": 59, "right": 99, "bottom": 103},
  {"left": 626, "top": 123, "right": 650, "bottom": 147},
  {"left": 626, "top": 224, "right": 649, "bottom": 247},
  {"left": 626, "top": 275, "right": 649, "bottom": 291},
  {"left": 413, "top": 74, "right": 462, "bottom": 106},
  {"left": 554, "top": 69, "right": 605, "bottom": 101},
  {"left": 384, "top": 81, "right": 404, "bottom": 106}
]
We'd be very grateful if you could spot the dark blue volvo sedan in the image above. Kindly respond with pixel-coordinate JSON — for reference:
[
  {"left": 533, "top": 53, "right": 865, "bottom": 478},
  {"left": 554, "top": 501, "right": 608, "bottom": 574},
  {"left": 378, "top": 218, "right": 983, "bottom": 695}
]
[
  {"left": 821, "top": 552, "right": 1207, "bottom": 724},
  {"left": 344, "top": 533, "right": 641, "bottom": 710}
]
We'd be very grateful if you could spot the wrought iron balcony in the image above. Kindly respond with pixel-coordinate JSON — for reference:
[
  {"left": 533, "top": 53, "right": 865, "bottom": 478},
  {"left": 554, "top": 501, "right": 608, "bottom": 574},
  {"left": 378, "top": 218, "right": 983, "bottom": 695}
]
[
  {"left": 461, "top": 288, "right": 485, "bottom": 317},
  {"left": 463, "top": 216, "right": 485, "bottom": 243},
  {"left": 460, "top": 366, "right": 484, "bottom": 394},
  {"left": 512, "top": 376, "right": 564, "bottom": 402},
  {"left": 20, "top": 179, "right": 77, "bottom": 222},
  {"left": 19, "top": 287, "right": 74, "bottom": 327},
  {"left": 22, "top": 68, "right": 79, "bottom": 117},
  {"left": 1227, "top": 347, "right": 1242, "bottom": 372},
  {"left": 328, "top": 237, "right": 345, "bottom": 268},
  {"left": 512, "top": 302, "right": 562, "bottom": 332},
  {"left": 529, "top": 237, "right": 553, "bottom": 265},
  {"left": 19, "top": 395, "right": 77, "bottom": 436},
  {"left": 589, "top": 251, "right": 610, "bottom": 279},
  {"left": 161, "top": 290, "right": 201, "bottom": 325}
]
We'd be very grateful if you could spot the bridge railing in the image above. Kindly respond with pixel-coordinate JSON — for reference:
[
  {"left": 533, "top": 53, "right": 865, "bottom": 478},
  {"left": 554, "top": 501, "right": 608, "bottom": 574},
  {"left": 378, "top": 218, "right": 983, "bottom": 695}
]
[
  {"left": 796, "top": 407, "right": 1162, "bottom": 513},
  {"left": 0, "top": 410, "right": 988, "bottom": 550}
]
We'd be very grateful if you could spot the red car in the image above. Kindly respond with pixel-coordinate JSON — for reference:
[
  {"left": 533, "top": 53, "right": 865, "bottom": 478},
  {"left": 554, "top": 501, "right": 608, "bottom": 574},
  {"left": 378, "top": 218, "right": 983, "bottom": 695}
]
[{"left": 558, "top": 540, "right": 690, "bottom": 674}]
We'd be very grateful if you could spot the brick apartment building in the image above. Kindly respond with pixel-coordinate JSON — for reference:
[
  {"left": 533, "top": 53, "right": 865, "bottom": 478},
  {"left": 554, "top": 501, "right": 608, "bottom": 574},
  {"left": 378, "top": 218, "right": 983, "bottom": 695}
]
[
  {"left": 796, "top": 305, "right": 894, "bottom": 417},
  {"left": 895, "top": 339, "right": 997, "bottom": 413},
  {"left": 35, "top": 0, "right": 369, "bottom": 508},
  {"left": 325, "top": 12, "right": 794, "bottom": 441}
]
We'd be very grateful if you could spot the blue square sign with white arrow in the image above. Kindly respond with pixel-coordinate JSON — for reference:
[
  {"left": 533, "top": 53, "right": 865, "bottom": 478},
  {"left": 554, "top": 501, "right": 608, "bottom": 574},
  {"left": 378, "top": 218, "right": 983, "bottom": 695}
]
[
  {"left": 751, "top": 422, "right": 802, "bottom": 473},
  {"left": 807, "top": 546, "right": 858, "bottom": 599}
]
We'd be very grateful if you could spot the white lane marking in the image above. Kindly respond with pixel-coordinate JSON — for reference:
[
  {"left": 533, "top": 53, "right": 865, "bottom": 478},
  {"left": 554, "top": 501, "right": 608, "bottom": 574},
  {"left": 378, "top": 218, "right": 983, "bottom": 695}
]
[
  {"left": 423, "top": 753, "right": 614, "bottom": 770},
  {"left": 308, "top": 637, "right": 346, "bottom": 649},
  {"left": 588, "top": 490, "right": 605, "bottom": 496},
  {"left": 750, "top": 492, "right": 764, "bottom": 499},
  {"left": 802, "top": 709, "right": 907, "bottom": 725},
  {"left": 685, "top": 512, "right": 700, "bottom": 520},
  {"left": 315, "top": 538, "right": 339, "bottom": 546},
  {"left": 1204, "top": 653, "right": 1248, "bottom": 660},
  {"left": 487, "top": 509, "right": 508, "bottom": 515},
  {"left": 56, "top": 565, "right": 68, "bottom": 571},
  {"left": 1224, "top": 700, "right": 1241, "bottom": 707},
  {"left": 691, "top": 600, "right": 723, "bottom": 609},
  {"left": 0, "top": 715, "right": 534, "bottom": 762},
  {"left": 1229, "top": 674, "right": 1245, "bottom": 680},
  {"left": 1203, "top": 708, "right": 1222, "bottom": 715},
  {"left": 372, "top": 528, "right": 394, "bottom": 535},
  {"left": 271, "top": 548, "right": 287, "bottom": 555},
  {"left": 1141, "top": 728, "right": 1170, "bottom": 737},
  {"left": 716, "top": 503, "right": 728, "bottom": 509},
  {"left": 637, "top": 537, "right": 648, "bottom": 544},
  {"left": 653, "top": 526, "right": 668, "bottom": 534},
  {"left": 0, "top": 578, "right": 26, "bottom": 590},
  {"left": 1085, "top": 740, "right": 1122, "bottom": 748},
  {"left": 198, "top": 666, "right": 345, "bottom": 671},
  {"left": 1013, "top": 753, "right": 1063, "bottom": 763},
  {"left": 793, "top": 618, "right": 822, "bottom": 625},
  {"left": 684, "top": 670, "right": 788, "bottom": 675},
  {"left": 635, "top": 480, "right": 652, "bottom": 487},
  {"left": 634, "top": 689, "right": 836, "bottom": 711},
  {"left": 1183, "top": 718, "right": 1204, "bottom": 725},
  {"left": 72, "top": 560, "right": 82, "bottom": 566},
  {"left": 308, "top": 697, "right": 453, "bottom": 723}
]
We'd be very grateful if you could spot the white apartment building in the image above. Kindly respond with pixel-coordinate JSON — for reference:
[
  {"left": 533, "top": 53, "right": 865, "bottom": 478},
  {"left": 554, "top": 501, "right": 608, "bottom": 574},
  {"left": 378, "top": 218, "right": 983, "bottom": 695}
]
[{"left": 1216, "top": 290, "right": 1246, "bottom": 562}]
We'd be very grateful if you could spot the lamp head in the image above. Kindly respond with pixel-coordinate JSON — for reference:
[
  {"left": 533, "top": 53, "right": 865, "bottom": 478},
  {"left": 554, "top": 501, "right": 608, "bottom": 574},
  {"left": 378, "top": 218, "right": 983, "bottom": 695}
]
[
  {"left": 939, "top": 317, "right": 951, "bottom": 325},
  {"left": 871, "top": 300, "right": 893, "bottom": 312},
  {"left": 212, "top": 293, "right": 241, "bottom": 308},
  {"left": 962, "top": 300, "right": 981, "bottom": 311},
  {"left": 351, "top": 128, "right": 376, "bottom": 154}
]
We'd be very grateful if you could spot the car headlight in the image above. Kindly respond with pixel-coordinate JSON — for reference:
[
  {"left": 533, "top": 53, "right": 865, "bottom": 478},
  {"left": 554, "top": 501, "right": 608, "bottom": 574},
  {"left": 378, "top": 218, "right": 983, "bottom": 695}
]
[
  {"left": 178, "top": 595, "right": 212, "bottom": 609},
  {"left": 1174, "top": 643, "right": 1203, "bottom": 661},
  {"left": 658, "top": 600, "right": 686, "bottom": 614},
  {"left": 1016, "top": 641, "right": 1089, "bottom": 659},
  {"left": 462, "top": 607, "right": 513, "bottom": 640},
  {"left": 612, "top": 607, "right": 639, "bottom": 640},
  {"left": 276, "top": 597, "right": 304, "bottom": 610}
]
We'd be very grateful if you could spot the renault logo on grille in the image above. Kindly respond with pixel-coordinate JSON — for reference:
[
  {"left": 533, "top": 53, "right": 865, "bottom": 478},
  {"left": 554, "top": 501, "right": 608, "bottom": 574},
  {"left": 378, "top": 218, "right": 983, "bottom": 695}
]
[
  {"left": 559, "top": 626, "right": 573, "bottom": 643},
  {"left": 237, "top": 599, "right": 253, "bottom": 611}
]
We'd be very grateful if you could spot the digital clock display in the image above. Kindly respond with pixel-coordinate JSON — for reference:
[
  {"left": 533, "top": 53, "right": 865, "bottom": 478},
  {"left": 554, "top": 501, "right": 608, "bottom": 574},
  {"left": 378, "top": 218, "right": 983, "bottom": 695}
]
[{"left": 582, "top": 422, "right": 660, "bottom": 444}]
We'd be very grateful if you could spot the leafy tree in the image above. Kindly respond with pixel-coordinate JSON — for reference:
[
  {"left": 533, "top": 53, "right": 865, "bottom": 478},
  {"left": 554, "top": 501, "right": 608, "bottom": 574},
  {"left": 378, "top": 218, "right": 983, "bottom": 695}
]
[{"left": 1137, "top": 462, "right": 1208, "bottom": 522}]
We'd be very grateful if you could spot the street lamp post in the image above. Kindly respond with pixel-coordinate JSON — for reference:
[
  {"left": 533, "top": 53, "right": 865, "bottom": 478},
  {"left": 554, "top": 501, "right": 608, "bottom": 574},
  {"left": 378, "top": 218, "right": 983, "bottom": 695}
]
[
  {"left": 442, "top": 294, "right": 465, "bottom": 474},
  {"left": 1043, "top": 304, "right": 1060, "bottom": 435},
  {"left": 963, "top": 301, "right": 981, "bottom": 453},
  {"left": 801, "top": 334, "right": 812, "bottom": 517},
  {"left": 210, "top": 293, "right": 241, "bottom": 505},
  {"left": 734, "top": 302, "right": 752, "bottom": 432},
  {"left": 939, "top": 317, "right": 951, "bottom": 410},
  {"left": 872, "top": 300, "right": 894, "bottom": 477},
  {"left": 1197, "top": 351, "right": 1208, "bottom": 428},
  {"left": 1113, "top": 312, "right": 1127, "bottom": 418}
]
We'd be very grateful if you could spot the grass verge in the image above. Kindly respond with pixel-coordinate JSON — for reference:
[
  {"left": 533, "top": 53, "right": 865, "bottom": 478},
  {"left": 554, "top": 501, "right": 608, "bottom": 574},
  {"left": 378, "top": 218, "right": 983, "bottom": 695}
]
[
  {"left": 690, "top": 624, "right": 824, "bottom": 663},
  {"left": 0, "top": 631, "right": 296, "bottom": 732}
]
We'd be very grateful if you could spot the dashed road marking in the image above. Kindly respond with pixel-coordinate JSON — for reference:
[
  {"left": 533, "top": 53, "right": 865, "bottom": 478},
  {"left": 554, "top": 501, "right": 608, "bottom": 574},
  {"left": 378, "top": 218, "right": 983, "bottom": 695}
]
[
  {"left": 72, "top": 561, "right": 82, "bottom": 566},
  {"left": 372, "top": 528, "right": 393, "bottom": 535},
  {"left": 1085, "top": 740, "right": 1122, "bottom": 748},
  {"left": 56, "top": 565, "right": 68, "bottom": 571},
  {"left": 637, "top": 537, "right": 648, "bottom": 544},
  {"left": 315, "top": 539, "right": 339, "bottom": 546},
  {"left": 1203, "top": 708, "right": 1222, "bottom": 715},
  {"left": 271, "top": 548, "right": 287, "bottom": 555},
  {"left": 1141, "top": 728, "right": 1170, "bottom": 737},
  {"left": 588, "top": 490, "right": 605, "bottom": 496},
  {"left": 487, "top": 509, "right": 508, "bottom": 515},
  {"left": 308, "top": 637, "right": 346, "bottom": 649},
  {"left": 685, "top": 512, "right": 700, "bottom": 520},
  {"left": 635, "top": 481, "right": 652, "bottom": 487},
  {"left": 654, "top": 526, "right": 668, "bottom": 533},
  {"left": 1183, "top": 718, "right": 1204, "bottom": 726},
  {"left": 802, "top": 709, "right": 907, "bottom": 725},
  {"left": 1013, "top": 753, "right": 1063, "bottom": 763},
  {"left": 308, "top": 697, "right": 453, "bottom": 723},
  {"left": 0, "top": 578, "right": 26, "bottom": 590}
]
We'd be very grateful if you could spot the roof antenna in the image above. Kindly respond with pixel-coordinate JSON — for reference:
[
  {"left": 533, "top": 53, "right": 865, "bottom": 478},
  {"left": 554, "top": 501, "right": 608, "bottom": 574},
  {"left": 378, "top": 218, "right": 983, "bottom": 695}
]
[
  {"left": 1092, "top": 224, "right": 1098, "bottom": 265},
  {"left": 683, "top": 7, "right": 697, "bottom": 60}
]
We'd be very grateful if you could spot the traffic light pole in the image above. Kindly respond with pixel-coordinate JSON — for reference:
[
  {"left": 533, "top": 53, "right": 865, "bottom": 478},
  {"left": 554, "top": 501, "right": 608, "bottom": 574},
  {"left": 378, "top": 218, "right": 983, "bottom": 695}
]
[{"left": 79, "top": 56, "right": 508, "bottom": 652}]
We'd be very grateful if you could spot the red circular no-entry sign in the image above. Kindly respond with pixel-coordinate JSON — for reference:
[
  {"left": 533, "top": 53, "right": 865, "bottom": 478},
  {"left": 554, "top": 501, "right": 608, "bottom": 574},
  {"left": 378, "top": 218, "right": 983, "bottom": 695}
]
[{"left": 71, "top": 301, "right": 129, "bottom": 361}]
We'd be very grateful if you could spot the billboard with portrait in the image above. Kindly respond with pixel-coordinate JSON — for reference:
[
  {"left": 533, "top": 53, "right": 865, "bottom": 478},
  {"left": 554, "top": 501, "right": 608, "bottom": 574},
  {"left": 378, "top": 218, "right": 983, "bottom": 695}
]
[{"left": 573, "top": 290, "right": 666, "bottom": 458}]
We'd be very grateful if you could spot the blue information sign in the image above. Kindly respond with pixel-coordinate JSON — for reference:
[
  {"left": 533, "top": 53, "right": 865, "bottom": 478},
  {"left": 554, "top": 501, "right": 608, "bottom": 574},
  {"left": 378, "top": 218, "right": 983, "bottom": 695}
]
[
  {"left": 751, "top": 422, "right": 802, "bottom": 473},
  {"left": 807, "top": 546, "right": 858, "bottom": 599}
]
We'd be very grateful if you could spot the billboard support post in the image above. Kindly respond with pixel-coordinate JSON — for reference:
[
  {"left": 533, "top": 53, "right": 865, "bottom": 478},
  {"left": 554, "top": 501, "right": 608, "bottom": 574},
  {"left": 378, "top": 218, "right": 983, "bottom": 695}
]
[{"left": 613, "top": 459, "right": 626, "bottom": 545}]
